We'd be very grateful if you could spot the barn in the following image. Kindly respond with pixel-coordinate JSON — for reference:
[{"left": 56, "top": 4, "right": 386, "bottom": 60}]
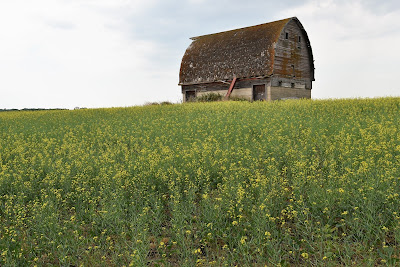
[{"left": 179, "top": 17, "right": 315, "bottom": 102}]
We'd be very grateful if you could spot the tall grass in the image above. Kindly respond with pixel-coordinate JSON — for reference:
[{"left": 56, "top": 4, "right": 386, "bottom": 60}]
[{"left": 0, "top": 97, "right": 399, "bottom": 266}]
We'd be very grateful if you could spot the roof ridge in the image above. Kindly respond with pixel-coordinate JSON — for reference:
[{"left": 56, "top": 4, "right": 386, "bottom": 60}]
[{"left": 190, "top": 17, "right": 295, "bottom": 40}]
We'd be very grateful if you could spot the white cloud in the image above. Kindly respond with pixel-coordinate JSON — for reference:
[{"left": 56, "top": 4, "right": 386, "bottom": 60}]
[
  {"left": 278, "top": 0, "right": 400, "bottom": 98},
  {"left": 0, "top": 0, "right": 164, "bottom": 109}
]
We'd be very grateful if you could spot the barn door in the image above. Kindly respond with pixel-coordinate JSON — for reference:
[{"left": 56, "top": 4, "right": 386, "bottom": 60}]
[
  {"left": 253, "top": 85, "right": 266, "bottom": 101},
  {"left": 185, "top": 90, "right": 196, "bottom": 102}
]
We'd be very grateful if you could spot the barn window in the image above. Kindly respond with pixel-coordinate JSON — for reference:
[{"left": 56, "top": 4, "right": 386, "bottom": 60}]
[
  {"left": 278, "top": 81, "right": 282, "bottom": 87},
  {"left": 298, "top": 36, "right": 301, "bottom": 42},
  {"left": 285, "top": 32, "right": 289, "bottom": 39},
  {"left": 291, "top": 83, "right": 295, "bottom": 88}
]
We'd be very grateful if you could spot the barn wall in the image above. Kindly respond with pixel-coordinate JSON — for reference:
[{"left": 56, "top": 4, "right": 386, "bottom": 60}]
[
  {"left": 182, "top": 78, "right": 270, "bottom": 92},
  {"left": 271, "top": 77, "right": 310, "bottom": 89},
  {"left": 270, "top": 86, "right": 311, "bottom": 100},
  {"left": 274, "top": 20, "right": 313, "bottom": 89},
  {"left": 183, "top": 84, "right": 310, "bottom": 101},
  {"left": 182, "top": 78, "right": 271, "bottom": 101}
]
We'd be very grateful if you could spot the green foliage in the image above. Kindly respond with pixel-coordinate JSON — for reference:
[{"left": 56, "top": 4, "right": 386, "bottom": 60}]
[
  {"left": 195, "top": 92, "right": 223, "bottom": 102},
  {"left": 160, "top": 101, "right": 173, "bottom": 105},
  {"left": 0, "top": 97, "right": 400, "bottom": 266},
  {"left": 144, "top": 101, "right": 161, "bottom": 106},
  {"left": 229, "top": 96, "right": 250, "bottom": 101},
  {"left": 144, "top": 101, "right": 174, "bottom": 106}
]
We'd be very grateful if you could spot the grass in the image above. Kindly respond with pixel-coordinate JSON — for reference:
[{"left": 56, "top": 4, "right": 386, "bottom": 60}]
[{"left": 0, "top": 97, "right": 399, "bottom": 266}]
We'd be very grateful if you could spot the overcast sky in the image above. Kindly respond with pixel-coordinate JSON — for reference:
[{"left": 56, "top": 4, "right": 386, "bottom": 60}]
[{"left": 1, "top": 0, "right": 399, "bottom": 109}]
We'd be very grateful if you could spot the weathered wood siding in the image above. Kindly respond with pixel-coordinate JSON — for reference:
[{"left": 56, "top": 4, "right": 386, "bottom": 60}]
[
  {"left": 270, "top": 86, "right": 311, "bottom": 100},
  {"left": 274, "top": 20, "right": 313, "bottom": 89}
]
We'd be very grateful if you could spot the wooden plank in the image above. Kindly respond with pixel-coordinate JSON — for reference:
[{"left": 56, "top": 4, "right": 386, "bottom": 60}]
[{"left": 224, "top": 77, "right": 237, "bottom": 100}]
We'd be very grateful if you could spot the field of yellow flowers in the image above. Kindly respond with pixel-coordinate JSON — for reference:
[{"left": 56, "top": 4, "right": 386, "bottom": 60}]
[{"left": 0, "top": 97, "right": 400, "bottom": 266}]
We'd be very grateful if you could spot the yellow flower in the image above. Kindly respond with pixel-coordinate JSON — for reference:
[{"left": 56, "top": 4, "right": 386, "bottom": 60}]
[{"left": 192, "top": 248, "right": 201, "bottom": 254}]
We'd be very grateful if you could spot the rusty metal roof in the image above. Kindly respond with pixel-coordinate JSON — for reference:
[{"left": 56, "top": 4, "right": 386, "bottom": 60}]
[{"left": 179, "top": 17, "right": 292, "bottom": 85}]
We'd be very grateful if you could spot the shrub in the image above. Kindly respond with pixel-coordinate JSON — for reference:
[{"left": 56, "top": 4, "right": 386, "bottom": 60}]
[
  {"left": 144, "top": 101, "right": 174, "bottom": 106},
  {"left": 195, "top": 92, "right": 223, "bottom": 102},
  {"left": 144, "top": 102, "right": 161, "bottom": 106}
]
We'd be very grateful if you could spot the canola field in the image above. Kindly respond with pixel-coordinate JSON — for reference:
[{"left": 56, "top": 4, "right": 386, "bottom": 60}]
[{"left": 1, "top": 98, "right": 400, "bottom": 266}]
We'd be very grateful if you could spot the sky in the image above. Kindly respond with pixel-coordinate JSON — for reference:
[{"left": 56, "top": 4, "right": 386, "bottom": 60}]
[{"left": 0, "top": 0, "right": 399, "bottom": 109}]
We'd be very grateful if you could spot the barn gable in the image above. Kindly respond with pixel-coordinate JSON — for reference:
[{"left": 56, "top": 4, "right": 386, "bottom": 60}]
[
  {"left": 273, "top": 18, "right": 315, "bottom": 87},
  {"left": 179, "top": 17, "right": 315, "bottom": 101}
]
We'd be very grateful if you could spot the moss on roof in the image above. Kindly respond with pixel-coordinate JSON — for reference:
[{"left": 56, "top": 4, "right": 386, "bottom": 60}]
[{"left": 179, "top": 18, "right": 292, "bottom": 85}]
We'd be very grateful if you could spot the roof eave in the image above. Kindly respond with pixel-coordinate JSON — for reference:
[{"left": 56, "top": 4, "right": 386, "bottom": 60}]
[{"left": 179, "top": 74, "right": 272, "bottom": 86}]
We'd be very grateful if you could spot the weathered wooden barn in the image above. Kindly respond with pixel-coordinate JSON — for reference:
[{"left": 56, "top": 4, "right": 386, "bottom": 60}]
[{"left": 179, "top": 17, "right": 315, "bottom": 101}]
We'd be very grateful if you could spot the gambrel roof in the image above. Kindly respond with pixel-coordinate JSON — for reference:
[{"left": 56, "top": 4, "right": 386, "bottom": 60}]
[{"left": 179, "top": 17, "right": 314, "bottom": 85}]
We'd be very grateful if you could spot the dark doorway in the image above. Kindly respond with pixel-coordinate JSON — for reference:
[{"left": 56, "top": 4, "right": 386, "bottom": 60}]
[
  {"left": 253, "top": 85, "right": 266, "bottom": 101},
  {"left": 185, "top": 90, "right": 196, "bottom": 102}
]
